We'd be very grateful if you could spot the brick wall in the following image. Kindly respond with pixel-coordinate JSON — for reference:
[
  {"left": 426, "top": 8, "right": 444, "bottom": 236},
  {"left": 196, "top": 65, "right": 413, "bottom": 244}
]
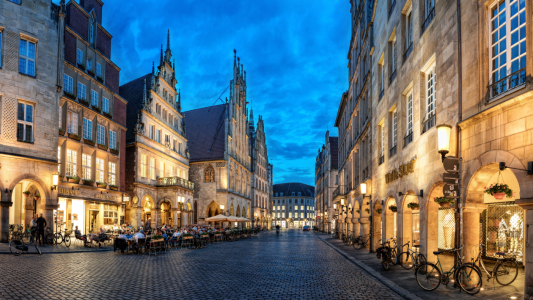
[
  {"left": 96, "top": 27, "right": 111, "bottom": 58},
  {"left": 64, "top": 31, "right": 76, "bottom": 65},
  {"left": 113, "top": 96, "right": 126, "bottom": 128},
  {"left": 105, "top": 62, "right": 119, "bottom": 93},
  {"left": 120, "top": 129, "right": 127, "bottom": 192},
  {"left": 66, "top": 3, "right": 88, "bottom": 40},
  {"left": 124, "top": 146, "right": 136, "bottom": 195},
  {"left": 79, "top": 0, "right": 102, "bottom": 23}
]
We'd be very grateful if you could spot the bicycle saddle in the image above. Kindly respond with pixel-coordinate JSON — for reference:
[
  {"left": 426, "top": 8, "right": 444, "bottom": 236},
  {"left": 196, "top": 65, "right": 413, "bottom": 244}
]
[{"left": 433, "top": 251, "right": 443, "bottom": 255}]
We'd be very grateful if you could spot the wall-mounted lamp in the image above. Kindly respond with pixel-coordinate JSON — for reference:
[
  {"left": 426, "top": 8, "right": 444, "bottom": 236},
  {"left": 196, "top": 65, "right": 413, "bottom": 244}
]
[
  {"left": 437, "top": 124, "right": 452, "bottom": 162},
  {"left": 51, "top": 174, "right": 59, "bottom": 190},
  {"left": 360, "top": 183, "right": 367, "bottom": 196},
  {"left": 398, "top": 190, "right": 424, "bottom": 198},
  {"left": 220, "top": 204, "right": 225, "bottom": 210}
]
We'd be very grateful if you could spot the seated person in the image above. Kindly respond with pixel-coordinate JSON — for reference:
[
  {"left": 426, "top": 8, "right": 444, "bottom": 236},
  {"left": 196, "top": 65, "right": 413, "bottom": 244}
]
[
  {"left": 125, "top": 230, "right": 133, "bottom": 239},
  {"left": 117, "top": 230, "right": 126, "bottom": 239},
  {"left": 133, "top": 230, "right": 145, "bottom": 243},
  {"left": 74, "top": 226, "right": 86, "bottom": 240}
]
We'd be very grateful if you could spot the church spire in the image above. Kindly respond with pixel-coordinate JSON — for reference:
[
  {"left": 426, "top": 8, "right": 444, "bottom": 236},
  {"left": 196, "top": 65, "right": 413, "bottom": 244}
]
[
  {"left": 164, "top": 29, "right": 172, "bottom": 63},
  {"left": 166, "top": 29, "right": 170, "bottom": 51},
  {"left": 160, "top": 44, "right": 163, "bottom": 66},
  {"left": 177, "top": 89, "right": 181, "bottom": 112}
]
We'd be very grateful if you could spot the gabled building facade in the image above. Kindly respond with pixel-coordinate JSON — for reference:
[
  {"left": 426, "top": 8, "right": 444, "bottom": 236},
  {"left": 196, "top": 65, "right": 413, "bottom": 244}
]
[
  {"left": 185, "top": 51, "right": 252, "bottom": 227},
  {"left": 315, "top": 131, "right": 338, "bottom": 234},
  {"left": 249, "top": 111, "right": 271, "bottom": 229},
  {"left": 120, "top": 31, "right": 193, "bottom": 230},
  {"left": 272, "top": 183, "right": 315, "bottom": 228}
]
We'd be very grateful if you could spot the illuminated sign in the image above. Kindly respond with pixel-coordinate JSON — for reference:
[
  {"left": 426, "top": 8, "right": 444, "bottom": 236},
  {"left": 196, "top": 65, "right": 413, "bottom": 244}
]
[{"left": 385, "top": 157, "right": 417, "bottom": 184}]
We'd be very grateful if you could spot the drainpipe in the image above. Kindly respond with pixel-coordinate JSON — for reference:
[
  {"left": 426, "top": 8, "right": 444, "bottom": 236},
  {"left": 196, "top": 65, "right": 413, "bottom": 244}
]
[{"left": 455, "top": 0, "right": 463, "bottom": 266}]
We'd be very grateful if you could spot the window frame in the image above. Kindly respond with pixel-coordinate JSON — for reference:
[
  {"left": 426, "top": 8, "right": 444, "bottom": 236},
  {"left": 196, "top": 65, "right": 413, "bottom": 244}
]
[
  {"left": 140, "top": 154, "right": 147, "bottom": 178},
  {"left": 66, "top": 149, "right": 77, "bottom": 177},
  {"left": 64, "top": 74, "right": 73, "bottom": 94},
  {"left": 90, "top": 90, "right": 98, "bottom": 107},
  {"left": 67, "top": 111, "right": 78, "bottom": 134},
  {"left": 102, "top": 97, "right": 109, "bottom": 113},
  {"left": 78, "top": 82, "right": 87, "bottom": 100},
  {"left": 109, "top": 130, "right": 116, "bottom": 150},
  {"left": 96, "top": 157, "right": 104, "bottom": 183},
  {"left": 82, "top": 117, "right": 92, "bottom": 141},
  {"left": 77, "top": 48, "right": 83, "bottom": 65},
  {"left": 96, "top": 124, "right": 105, "bottom": 145},
  {"left": 17, "top": 102, "right": 34, "bottom": 143},
  {"left": 82, "top": 153, "right": 91, "bottom": 181},
  {"left": 150, "top": 157, "right": 156, "bottom": 180},
  {"left": 19, "top": 39, "right": 36, "bottom": 77},
  {"left": 108, "top": 162, "right": 116, "bottom": 185}
]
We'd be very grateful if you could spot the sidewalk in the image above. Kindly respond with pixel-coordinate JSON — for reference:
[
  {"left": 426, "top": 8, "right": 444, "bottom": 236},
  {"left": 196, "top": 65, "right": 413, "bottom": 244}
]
[
  {"left": 0, "top": 241, "right": 113, "bottom": 254},
  {"left": 315, "top": 232, "right": 524, "bottom": 300}
]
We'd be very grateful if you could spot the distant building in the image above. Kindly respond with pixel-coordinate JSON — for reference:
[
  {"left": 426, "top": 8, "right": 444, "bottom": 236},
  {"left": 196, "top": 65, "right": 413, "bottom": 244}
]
[
  {"left": 315, "top": 131, "right": 338, "bottom": 233},
  {"left": 272, "top": 183, "right": 315, "bottom": 228},
  {"left": 185, "top": 51, "right": 252, "bottom": 227}
]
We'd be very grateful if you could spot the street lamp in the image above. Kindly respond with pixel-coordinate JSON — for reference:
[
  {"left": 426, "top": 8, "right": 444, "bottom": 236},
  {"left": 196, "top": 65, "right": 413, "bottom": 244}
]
[
  {"left": 437, "top": 124, "right": 452, "bottom": 162},
  {"left": 51, "top": 173, "right": 59, "bottom": 190},
  {"left": 360, "top": 182, "right": 374, "bottom": 252}
]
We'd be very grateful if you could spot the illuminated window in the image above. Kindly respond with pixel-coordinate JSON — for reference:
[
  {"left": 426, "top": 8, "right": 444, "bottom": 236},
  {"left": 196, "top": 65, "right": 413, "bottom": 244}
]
[
  {"left": 96, "top": 158, "right": 104, "bottom": 183},
  {"left": 66, "top": 149, "right": 77, "bottom": 177},
  {"left": 82, "top": 154, "right": 91, "bottom": 180},
  {"left": 108, "top": 162, "right": 116, "bottom": 185},
  {"left": 150, "top": 158, "right": 156, "bottom": 180},
  {"left": 140, "top": 154, "right": 147, "bottom": 178}
]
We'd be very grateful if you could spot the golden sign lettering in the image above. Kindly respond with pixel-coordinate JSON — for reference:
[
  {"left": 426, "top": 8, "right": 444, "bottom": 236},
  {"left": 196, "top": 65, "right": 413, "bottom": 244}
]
[
  {"left": 385, "top": 158, "right": 417, "bottom": 184},
  {"left": 58, "top": 188, "right": 78, "bottom": 196},
  {"left": 95, "top": 193, "right": 117, "bottom": 201}
]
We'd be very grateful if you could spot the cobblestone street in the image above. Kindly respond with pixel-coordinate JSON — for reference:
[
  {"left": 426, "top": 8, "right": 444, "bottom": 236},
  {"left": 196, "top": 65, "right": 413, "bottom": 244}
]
[{"left": 0, "top": 230, "right": 405, "bottom": 300}]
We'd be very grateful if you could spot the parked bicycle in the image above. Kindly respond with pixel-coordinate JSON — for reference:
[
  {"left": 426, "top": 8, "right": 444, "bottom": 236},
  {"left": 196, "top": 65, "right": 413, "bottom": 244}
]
[
  {"left": 469, "top": 244, "right": 519, "bottom": 286},
  {"left": 352, "top": 234, "right": 370, "bottom": 249},
  {"left": 342, "top": 233, "right": 353, "bottom": 246},
  {"left": 377, "top": 238, "right": 398, "bottom": 270},
  {"left": 54, "top": 229, "right": 72, "bottom": 247},
  {"left": 398, "top": 241, "right": 427, "bottom": 270},
  {"left": 9, "top": 228, "right": 41, "bottom": 256},
  {"left": 415, "top": 246, "right": 482, "bottom": 294}
]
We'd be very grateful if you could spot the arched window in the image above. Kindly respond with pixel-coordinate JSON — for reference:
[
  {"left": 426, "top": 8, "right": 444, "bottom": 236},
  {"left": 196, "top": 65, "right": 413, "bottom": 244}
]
[{"left": 204, "top": 165, "right": 215, "bottom": 182}]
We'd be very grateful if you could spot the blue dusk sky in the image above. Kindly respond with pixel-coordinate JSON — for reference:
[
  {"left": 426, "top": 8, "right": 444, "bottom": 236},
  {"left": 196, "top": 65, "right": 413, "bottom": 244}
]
[{"left": 59, "top": 0, "right": 350, "bottom": 186}]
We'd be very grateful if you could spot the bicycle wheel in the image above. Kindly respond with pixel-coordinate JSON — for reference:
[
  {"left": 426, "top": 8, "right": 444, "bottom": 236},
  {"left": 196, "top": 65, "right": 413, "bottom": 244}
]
[
  {"left": 456, "top": 265, "right": 482, "bottom": 295},
  {"left": 22, "top": 232, "right": 32, "bottom": 244},
  {"left": 382, "top": 259, "right": 390, "bottom": 270},
  {"left": 495, "top": 260, "right": 519, "bottom": 286},
  {"left": 417, "top": 253, "right": 427, "bottom": 266},
  {"left": 46, "top": 234, "right": 55, "bottom": 246},
  {"left": 353, "top": 239, "right": 362, "bottom": 249},
  {"left": 9, "top": 240, "right": 23, "bottom": 256},
  {"left": 415, "top": 263, "right": 441, "bottom": 291},
  {"left": 34, "top": 242, "right": 41, "bottom": 255},
  {"left": 54, "top": 233, "right": 63, "bottom": 245},
  {"left": 399, "top": 252, "right": 415, "bottom": 270},
  {"left": 64, "top": 235, "right": 71, "bottom": 247}
]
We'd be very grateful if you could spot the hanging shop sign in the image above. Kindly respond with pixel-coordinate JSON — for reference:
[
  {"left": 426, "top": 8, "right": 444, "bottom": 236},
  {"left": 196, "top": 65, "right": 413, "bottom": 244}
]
[
  {"left": 385, "top": 157, "right": 417, "bottom": 184},
  {"left": 443, "top": 183, "right": 460, "bottom": 199},
  {"left": 443, "top": 156, "right": 460, "bottom": 173},
  {"left": 58, "top": 188, "right": 78, "bottom": 196},
  {"left": 443, "top": 172, "right": 459, "bottom": 185},
  {"left": 95, "top": 193, "right": 118, "bottom": 201}
]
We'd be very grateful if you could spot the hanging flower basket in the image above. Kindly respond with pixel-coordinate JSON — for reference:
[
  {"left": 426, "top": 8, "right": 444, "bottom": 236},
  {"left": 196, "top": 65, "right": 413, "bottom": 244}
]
[
  {"left": 356, "top": 209, "right": 360, "bottom": 214},
  {"left": 434, "top": 196, "right": 454, "bottom": 208},
  {"left": 388, "top": 205, "right": 397, "bottom": 212},
  {"left": 364, "top": 208, "right": 370, "bottom": 214},
  {"left": 407, "top": 202, "right": 419, "bottom": 210},
  {"left": 376, "top": 208, "right": 382, "bottom": 214},
  {"left": 33, "top": 195, "right": 41, "bottom": 201},
  {"left": 23, "top": 191, "right": 31, "bottom": 197},
  {"left": 484, "top": 183, "right": 513, "bottom": 199}
]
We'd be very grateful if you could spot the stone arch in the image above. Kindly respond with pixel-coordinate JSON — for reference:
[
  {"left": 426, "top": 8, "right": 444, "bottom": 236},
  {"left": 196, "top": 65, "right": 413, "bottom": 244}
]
[
  {"left": 246, "top": 207, "right": 250, "bottom": 219},
  {"left": 141, "top": 193, "right": 156, "bottom": 228},
  {"left": 206, "top": 201, "right": 220, "bottom": 217},
  {"left": 230, "top": 203, "right": 234, "bottom": 216},
  {"left": 236, "top": 204, "right": 241, "bottom": 217},
  {"left": 8, "top": 174, "right": 50, "bottom": 204},
  {"left": 384, "top": 196, "right": 397, "bottom": 240},
  {"left": 159, "top": 199, "right": 172, "bottom": 226},
  {"left": 422, "top": 180, "right": 446, "bottom": 261},
  {"left": 8, "top": 176, "right": 50, "bottom": 228},
  {"left": 373, "top": 199, "right": 383, "bottom": 249},
  {"left": 400, "top": 191, "right": 420, "bottom": 247},
  {"left": 204, "top": 165, "right": 215, "bottom": 182}
]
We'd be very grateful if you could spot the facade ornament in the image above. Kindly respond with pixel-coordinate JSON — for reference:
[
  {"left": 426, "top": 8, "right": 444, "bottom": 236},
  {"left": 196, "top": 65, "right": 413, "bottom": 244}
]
[
  {"left": 181, "top": 118, "right": 186, "bottom": 136},
  {"left": 177, "top": 89, "right": 181, "bottom": 112},
  {"left": 134, "top": 112, "right": 144, "bottom": 134},
  {"left": 185, "top": 147, "right": 190, "bottom": 159}
]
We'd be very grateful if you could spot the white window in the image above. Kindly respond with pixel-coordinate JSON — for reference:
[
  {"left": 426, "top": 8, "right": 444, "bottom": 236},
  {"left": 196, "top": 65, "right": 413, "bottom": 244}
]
[
  {"left": 78, "top": 82, "right": 86, "bottom": 100},
  {"left": 159, "top": 161, "right": 164, "bottom": 177},
  {"left": 77, "top": 48, "right": 83, "bottom": 65},
  {"left": 150, "top": 158, "right": 156, "bottom": 180},
  {"left": 173, "top": 139, "right": 177, "bottom": 152},
  {"left": 406, "top": 10, "right": 413, "bottom": 47},
  {"left": 91, "top": 90, "right": 98, "bottom": 107},
  {"left": 58, "top": 146, "right": 61, "bottom": 173},
  {"left": 109, "top": 130, "right": 116, "bottom": 150},
  {"left": 140, "top": 154, "right": 147, "bottom": 178},
  {"left": 300, "top": 206, "right": 304, "bottom": 210},
  {"left": 156, "top": 129, "right": 161, "bottom": 143},
  {"left": 295, "top": 206, "right": 298, "bottom": 211},
  {"left": 83, "top": 118, "right": 92, "bottom": 141},
  {"left": 406, "top": 92, "right": 413, "bottom": 134},
  {"left": 87, "top": 58, "right": 92, "bottom": 71},
  {"left": 64, "top": 74, "right": 73, "bottom": 94},
  {"left": 426, "top": 65, "right": 437, "bottom": 119},
  {"left": 89, "top": 23, "right": 94, "bottom": 43},
  {"left": 300, "top": 213, "right": 304, "bottom": 218},
  {"left": 97, "top": 124, "right": 105, "bottom": 145},
  {"left": 96, "top": 158, "right": 104, "bottom": 183},
  {"left": 17, "top": 102, "right": 33, "bottom": 142},
  {"left": 82, "top": 154, "right": 91, "bottom": 180},
  {"left": 66, "top": 149, "right": 77, "bottom": 177},
  {"left": 108, "top": 162, "right": 116, "bottom": 185},
  {"left": 391, "top": 41, "right": 397, "bottom": 73},
  {"left": 392, "top": 110, "right": 397, "bottom": 147},
  {"left": 102, "top": 97, "right": 109, "bottom": 113},
  {"left": 425, "top": 0, "right": 435, "bottom": 18},
  {"left": 19, "top": 39, "right": 36, "bottom": 76},
  {"left": 96, "top": 62, "right": 101, "bottom": 77},
  {"left": 149, "top": 124, "right": 154, "bottom": 140},
  {"left": 490, "top": 0, "right": 526, "bottom": 93},
  {"left": 381, "top": 124, "right": 385, "bottom": 158},
  {"left": 289, "top": 212, "right": 292, "bottom": 218},
  {"left": 380, "top": 62, "right": 385, "bottom": 93},
  {"left": 0, "top": 32, "right": 2, "bottom": 67},
  {"left": 67, "top": 111, "right": 78, "bottom": 134}
]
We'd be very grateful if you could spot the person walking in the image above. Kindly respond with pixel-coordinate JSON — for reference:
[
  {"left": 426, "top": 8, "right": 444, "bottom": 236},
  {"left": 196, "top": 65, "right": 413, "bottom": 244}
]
[{"left": 36, "top": 213, "right": 47, "bottom": 246}]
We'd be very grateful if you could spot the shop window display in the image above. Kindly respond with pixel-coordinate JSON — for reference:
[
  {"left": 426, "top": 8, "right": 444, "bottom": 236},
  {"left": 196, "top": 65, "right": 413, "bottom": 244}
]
[
  {"left": 438, "top": 207, "right": 455, "bottom": 250},
  {"left": 481, "top": 202, "right": 524, "bottom": 263},
  {"left": 103, "top": 204, "right": 118, "bottom": 225}
]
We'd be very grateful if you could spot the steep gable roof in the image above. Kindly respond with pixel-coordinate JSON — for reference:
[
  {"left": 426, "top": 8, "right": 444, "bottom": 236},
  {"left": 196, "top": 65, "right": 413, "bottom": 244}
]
[
  {"left": 184, "top": 104, "right": 227, "bottom": 162},
  {"left": 273, "top": 182, "right": 314, "bottom": 197},
  {"left": 119, "top": 73, "right": 152, "bottom": 143}
]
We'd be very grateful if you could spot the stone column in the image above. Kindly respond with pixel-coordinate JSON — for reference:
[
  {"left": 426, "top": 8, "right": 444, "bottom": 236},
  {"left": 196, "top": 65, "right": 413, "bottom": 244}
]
[
  {"left": 130, "top": 207, "right": 142, "bottom": 229},
  {"left": 359, "top": 217, "right": 370, "bottom": 249},
  {"left": 172, "top": 208, "right": 179, "bottom": 228},
  {"left": 0, "top": 201, "right": 13, "bottom": 242},
  {"left": 463, "top": 207, "right": 484, "bottom": 264},
  {"left": 44, "top": 205, "right": 58, "bottom": 233},
  {"left": 372, "top": 215, "right": 382, "bottom": 252},
  {"left": 400, "top": 211, "right": 413, "bottom": 248},
  {"left": 25, "top": 205, "right": 34, "bottom": 227}
]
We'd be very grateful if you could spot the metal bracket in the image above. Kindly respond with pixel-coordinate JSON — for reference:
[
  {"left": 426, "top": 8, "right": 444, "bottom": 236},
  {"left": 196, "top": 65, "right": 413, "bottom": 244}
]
[{"left": 500, "top": 161, "right": 533, "bottom": 175}]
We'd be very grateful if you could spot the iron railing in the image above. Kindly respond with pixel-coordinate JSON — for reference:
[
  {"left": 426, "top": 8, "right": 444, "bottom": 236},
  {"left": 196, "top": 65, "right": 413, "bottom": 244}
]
[
  {"left": 390, "top": 145, "right": 397, "bottom": 157},
  {"left": 421, "top": 7, "right": 435, "bottom": 35},
  {"left": 388, "top": 0, "right": 396, "bottom": 19},
  {"left": 332, "top": 185, "right": 347, "bottom": 200},
  {"left": 390, "top": 69, "right": 396, "bottom": 84},
  {"left": 156, "top": 176, "right": 195, "bottom": 190},
  {"left": 422, "top": 113, "right": 436, "bottom": 134},
  {"left": 404, "top": 130, "right": 413, "bottom": 148},
  {"left": 488, "top": 68, "right": 526, "bottom": 101},
  {"left": 403, "top": 43, "right": 413, "bottom": 61}
]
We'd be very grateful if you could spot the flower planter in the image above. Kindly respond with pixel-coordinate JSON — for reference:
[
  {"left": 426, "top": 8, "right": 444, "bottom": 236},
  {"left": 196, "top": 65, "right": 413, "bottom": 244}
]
[
  {"left": 411, "top": 207, "right": 420, "bottom": 211},
  {"left": 110, "top": 148, "right": 119, "bottom": 155},
  {"left": 59, "top": 128, "right": 65, "bottom": 136},
  {"left": 79, "top": 99, "right": 89, "bottom": 107},
  {"left": 439, "top": 202, "right": 451, "bottom": 208},
  {"left": 33, "top": 196, "right": 40, "bottom": 201},
  {"left": 83, "top": 139, "right": 95, "bottom": 146},
  {"left": 67, "top": 177, "right": 80, "bottom": 184},
  {"left": 91, "top": 105, "right": 101, "bottom": 113},
  {"left": 82, "top": 181, "right": 94, "bottom": 187},
  {"left": 97, "top": 182, "right": 107, "bottom": 188},
  {"left": 78, "top": 63, "right": 86, "bottom": 71},
  {"left": 103, "top": 111, "right": 113, "bottom": 119},
  {"left": 109, "top": 185, "right": 118, "bottom": 191},
  {"left": 87, "top": 70, "right": 95, "bottom": 77},
  {"left": 23, "top": 193, "right": 30, "bottom": 198},
  {"left": 96, "top": 76, "right": 103, "bottom": 83},
  {"left": 97, "top": 144, "right": 108, "bottom": 151},
  {"left": 68, "top": 133, "right": 81, "bottom": 141},
  {"left": 64, "top": 91, "right": 76, "bottom": 100},
  {"left": 492, "top": 192, "right": 506, "bottom": 200}
]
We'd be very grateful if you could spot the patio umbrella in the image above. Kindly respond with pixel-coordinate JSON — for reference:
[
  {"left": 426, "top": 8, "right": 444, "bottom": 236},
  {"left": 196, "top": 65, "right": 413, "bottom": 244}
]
[{"left": 205, "top": 214, "right": 229, "bottom": 222}]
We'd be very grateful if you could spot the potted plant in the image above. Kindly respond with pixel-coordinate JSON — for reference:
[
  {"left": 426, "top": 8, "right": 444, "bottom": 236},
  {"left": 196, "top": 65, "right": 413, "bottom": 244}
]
[
  {"left": 68, "top": 132, "right": 81, "bottom": 141},
  {"left": 376, "top": 208, "right": 382, "bottom": 214},
  {"left": 484, "top": 183, "right": 514, "bottom": 200},
  {"left": 389, "top": 205, "right": 398, "bottom": 212},
  {"left": 79, "top": 98, "right": 89, "bottom": 107},
  {"left": 109, "top": 184, "right": 118, "bottom": 191},
  {"left": 97, "top": 143, "right": 108, "bottom": 151},
  {"left": 103, "top": 111, "right": 113, "bottom": 119},
  {"left": 356, "top": 209, "right": 360, "bottom": 213},
  {"left": 365, "top": 208, "right": 370, "bottom": 214},
  {"left": 64, "top": 91, "right": 76, "bottom": 100},
  {"left": 67, "top": 175, "right": 80, "bottom": 184},
  {"left": 434, "top": 196, "right": 454, "bottom": 208},
  {"left": 23, "top": 191, "right": 31, "bottom": 197},
  {"left": 110, "top": 148, "right": 119, "bottom": 155},
  {"left": 407, "top": 202, "right": 419, "bottom": 210},
  {"left": 59, "top": 128, "right": 65, "bottom": 136},
  {"left": 97, "top": 181, "right": 107, "bottom": 188},
  {"left": 83, "top": 179, "right": 94, "bottom": 186},
  {"left": 83, "top": 138, "right": 95, "bottom": 146},
  {"left": 91, "top": 105, "right": 101, "bottom": 113},
  {"left": 33, "top": 194, "right": 41, "bottom": 201}
]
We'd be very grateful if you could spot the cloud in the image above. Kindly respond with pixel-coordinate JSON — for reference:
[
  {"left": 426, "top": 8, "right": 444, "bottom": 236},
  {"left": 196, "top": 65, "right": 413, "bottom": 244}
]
[{"left": 58, "top": 0, "right": 349, "bottom": 186}]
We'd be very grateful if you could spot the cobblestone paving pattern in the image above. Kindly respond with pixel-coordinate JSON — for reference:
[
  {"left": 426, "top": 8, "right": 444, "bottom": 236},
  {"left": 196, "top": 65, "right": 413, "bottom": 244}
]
[{"left": 0, "top": 230, "right": 403, "bottom": 300}]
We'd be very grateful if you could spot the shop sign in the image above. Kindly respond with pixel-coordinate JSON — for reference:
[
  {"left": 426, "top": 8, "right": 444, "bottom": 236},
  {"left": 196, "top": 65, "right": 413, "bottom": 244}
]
[
  {"left": 443, "top": 157, "right": 460, "bottom": 173},
  {"left": 95, "top": 193, "right": 118, "bottom": 201},
  {"left": 58, "top": 188, "right": 78, "bottom": 196},
  {"left": 443, "top": 172, "right": 459, "bottom": 185},
  {"left": 385, "top": 157, "right": 417, "bottom": 184},
  {"left": 443, "top": 183, "right": 460, "bottom": 199}
]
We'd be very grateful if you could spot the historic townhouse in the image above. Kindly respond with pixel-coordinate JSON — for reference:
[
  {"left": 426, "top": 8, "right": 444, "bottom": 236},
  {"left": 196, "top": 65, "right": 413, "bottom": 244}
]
[
  {"left": 334, "top": 0, "right": 374, "bottom": 245},
  {"left": 0, "top": 0, "right": 62, "bottom": 240},
  {"left": 185, "top": 52, "right": 252, "bottom": 227},
  {"left": 315, "top": 131, "right": 338, "bottom": 234},
  {"left": 56, "top": 0, "right": 127, "bottom": 234},
  {"left": 272, "top": 183, "right": 315, "bottom": 228},
  {"left": 267, "top": 163, "right": 273, "bottom": 229},
  {"left": 249, "top": 111, "right": 272, "bottom": 229},
  {"left": 120, "top": 32, "right": 193, "bottom": 230}
]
